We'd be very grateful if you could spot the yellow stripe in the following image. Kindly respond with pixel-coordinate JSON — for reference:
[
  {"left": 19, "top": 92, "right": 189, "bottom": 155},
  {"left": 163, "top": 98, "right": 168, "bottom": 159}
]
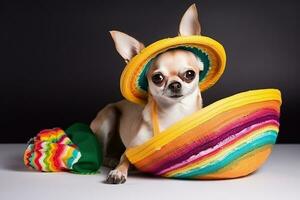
[
  {"left": 63, "top": 146, "right": 75, "bottom": 168},
  {"left": 150, "top": 96, "right": 160, "bottom": 136},
  {"left": 126, "top": 89, "right": 281, "bottom": 163}
]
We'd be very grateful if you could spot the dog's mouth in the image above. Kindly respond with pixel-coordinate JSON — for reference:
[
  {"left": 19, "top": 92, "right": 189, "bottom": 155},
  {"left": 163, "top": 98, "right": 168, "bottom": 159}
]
[{"left": 169, "top": 94, "right": 183, "bottom": 98}]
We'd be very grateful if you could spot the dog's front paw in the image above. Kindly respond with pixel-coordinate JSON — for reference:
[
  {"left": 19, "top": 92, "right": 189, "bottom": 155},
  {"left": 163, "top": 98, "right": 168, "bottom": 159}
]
[{"left": 106, "top": 169, "right": 127, "bottom": 184}]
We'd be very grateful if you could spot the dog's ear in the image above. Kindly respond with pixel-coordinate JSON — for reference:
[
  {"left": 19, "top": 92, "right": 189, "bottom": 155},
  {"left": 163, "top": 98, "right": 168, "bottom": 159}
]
[
  {"left": 109, "top": 30, "right": 145, "bottom": 63},
  {"left": 179, "top": 4, "right": 201, "bottom": 36}
]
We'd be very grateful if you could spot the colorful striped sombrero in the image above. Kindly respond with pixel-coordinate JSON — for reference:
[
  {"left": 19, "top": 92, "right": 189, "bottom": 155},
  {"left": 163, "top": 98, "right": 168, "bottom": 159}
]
[
  {"left": 120, "top": 35, "right": 226, "bottom": 105},
  {"left": 125, "top": 89, "right": 282, "bottom": 179}
]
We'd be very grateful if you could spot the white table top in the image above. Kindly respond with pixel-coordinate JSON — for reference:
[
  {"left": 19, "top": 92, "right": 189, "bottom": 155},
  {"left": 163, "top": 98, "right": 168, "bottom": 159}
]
[{"left": 0, "top": 144, "right": 299, "bottom": 200}]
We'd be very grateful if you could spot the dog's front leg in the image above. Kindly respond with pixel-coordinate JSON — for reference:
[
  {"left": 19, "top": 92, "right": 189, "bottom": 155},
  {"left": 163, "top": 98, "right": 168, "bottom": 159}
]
[{"left": 106, "top": 153, "right": 130, "bottom": 184}]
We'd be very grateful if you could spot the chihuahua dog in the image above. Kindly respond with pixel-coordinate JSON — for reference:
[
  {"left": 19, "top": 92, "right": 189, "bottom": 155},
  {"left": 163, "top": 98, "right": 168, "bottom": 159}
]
[{"left": 90, "top": 4, "right": 203, "bottom": 184}]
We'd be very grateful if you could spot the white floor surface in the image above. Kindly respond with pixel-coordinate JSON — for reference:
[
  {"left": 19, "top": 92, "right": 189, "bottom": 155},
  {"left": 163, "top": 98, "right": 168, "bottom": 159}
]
[{"left": 0, "top": 144, "right": 299, "bottom": 200}]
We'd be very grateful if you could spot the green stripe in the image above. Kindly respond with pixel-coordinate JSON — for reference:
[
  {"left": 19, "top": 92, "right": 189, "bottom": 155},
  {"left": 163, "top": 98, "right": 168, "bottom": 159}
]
[
  {"left": 44, "top": 143, "right": 51, "bottom": 171},
  {"left": 173, "top": 130, "right": 277, "bottom": 179}
]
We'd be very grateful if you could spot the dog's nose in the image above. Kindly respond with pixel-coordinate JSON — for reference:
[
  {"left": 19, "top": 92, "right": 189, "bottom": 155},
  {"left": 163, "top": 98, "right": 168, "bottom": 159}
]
[{"left": 168, "top": 81, "right": 181, "bottom": 92}]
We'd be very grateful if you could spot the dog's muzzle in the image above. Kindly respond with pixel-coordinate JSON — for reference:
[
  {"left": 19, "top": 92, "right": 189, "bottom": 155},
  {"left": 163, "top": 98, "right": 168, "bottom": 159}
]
[
  {"left": 168, "top": 81, "right": 183, "bottom": 98},
  {"left": 168, "top": 81, "right": 181, "bottom": 93}
]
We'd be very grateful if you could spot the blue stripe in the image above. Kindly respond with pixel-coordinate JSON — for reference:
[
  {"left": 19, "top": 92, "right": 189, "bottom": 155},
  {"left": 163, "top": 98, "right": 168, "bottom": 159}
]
[
  {"left": 173, "top": 130, "right": 277, "bottom": 178},
  {"left": 68, "top": 149, "right": 80, "bottom": 169}
]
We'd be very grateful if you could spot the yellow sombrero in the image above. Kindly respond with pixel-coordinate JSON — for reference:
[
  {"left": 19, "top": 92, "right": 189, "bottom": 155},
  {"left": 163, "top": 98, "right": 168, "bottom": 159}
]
[{"left": 120, "top": 35, "right": 226, "bottom": 105}]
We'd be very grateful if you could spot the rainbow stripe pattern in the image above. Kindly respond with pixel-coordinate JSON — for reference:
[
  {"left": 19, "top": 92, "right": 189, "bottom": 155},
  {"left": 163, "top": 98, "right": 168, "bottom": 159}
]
[
  {"left": 24, "top": 128, "right": 81, "bottom": 172},
  {"left": 125, "top": 89, "right": 281, "bottom": 179}
]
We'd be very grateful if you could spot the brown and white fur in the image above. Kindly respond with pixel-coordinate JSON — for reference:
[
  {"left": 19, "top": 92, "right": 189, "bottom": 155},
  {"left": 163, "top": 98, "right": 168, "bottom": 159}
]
[{"left": 90, "top": 4, "right": 203, "bottom": 184}]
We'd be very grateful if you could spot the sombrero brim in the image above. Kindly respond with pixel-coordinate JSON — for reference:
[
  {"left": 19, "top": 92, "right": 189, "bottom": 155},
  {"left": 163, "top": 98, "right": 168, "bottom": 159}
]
[{"left": 120, "top": 35, "right": 226, "bottom": 105}]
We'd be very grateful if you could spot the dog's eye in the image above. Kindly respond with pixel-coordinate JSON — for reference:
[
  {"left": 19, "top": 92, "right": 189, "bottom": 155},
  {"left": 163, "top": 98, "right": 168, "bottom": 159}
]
[
  {"left": 151, "top": 73, "right": 165, "bottom": 85},
  {"left": 183, "top": 70, "right": 196, "bottom": 81}
]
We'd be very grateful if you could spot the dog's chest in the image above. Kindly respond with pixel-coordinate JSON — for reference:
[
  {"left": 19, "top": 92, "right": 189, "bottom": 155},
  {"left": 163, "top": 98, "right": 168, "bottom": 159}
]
[{"left": 157, "top": 104, "right": 197, "bottom": 131}]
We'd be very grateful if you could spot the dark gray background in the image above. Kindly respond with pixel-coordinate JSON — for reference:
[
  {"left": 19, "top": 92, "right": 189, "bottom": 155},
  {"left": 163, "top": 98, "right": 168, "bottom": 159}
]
[{"left": 1, "top": 0, "right": 299, "bottom": 143}]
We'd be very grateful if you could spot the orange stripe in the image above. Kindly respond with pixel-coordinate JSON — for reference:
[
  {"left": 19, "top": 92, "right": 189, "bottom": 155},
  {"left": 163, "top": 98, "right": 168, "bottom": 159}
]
[{"left": 196, "top": 145, "right": 272, "bottom": 179}]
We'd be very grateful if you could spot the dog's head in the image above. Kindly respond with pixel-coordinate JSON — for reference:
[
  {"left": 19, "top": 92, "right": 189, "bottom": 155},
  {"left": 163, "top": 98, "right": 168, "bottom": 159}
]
[{"left": 110, "top": 4, "right": 203, "bottom": 104}]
